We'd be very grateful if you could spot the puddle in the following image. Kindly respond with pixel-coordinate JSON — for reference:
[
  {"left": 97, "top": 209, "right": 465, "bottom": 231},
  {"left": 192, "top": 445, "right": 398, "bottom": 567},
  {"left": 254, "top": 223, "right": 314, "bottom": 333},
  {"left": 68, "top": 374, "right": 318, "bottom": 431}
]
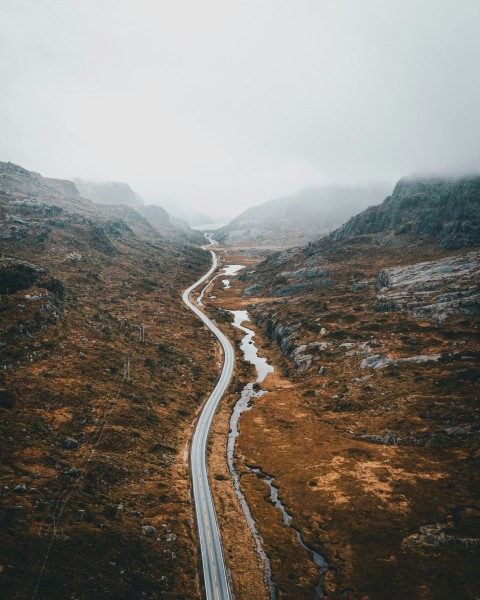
[
  {"left": 221, "top": 265, "right": 245, "bottom": 289},
  {"left": 197, "top": 264, "right": 244, "bottom": 305},
  {"left": 223, "top": 264, "right": 245, "bottom": 276}
]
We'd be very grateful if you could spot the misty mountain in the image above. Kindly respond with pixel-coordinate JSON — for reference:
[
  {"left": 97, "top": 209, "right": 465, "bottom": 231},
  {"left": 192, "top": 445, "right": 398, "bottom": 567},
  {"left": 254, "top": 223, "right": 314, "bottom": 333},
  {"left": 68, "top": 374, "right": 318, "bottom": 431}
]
[
  {"left": 73, "top": 178, "right": 143, "bottom": 208},
  {"left": 156, "top": 199, "right": 214, "bottom": 227},
  {"left": 136, "top": 204, "right": 204, "bottom": 243},
  {"left": 74, "top": 176, "right": 206, "bottom": 242},
  {"left": 0, "top": 162, "right": 87, "bottom": 207},
  {"left": 332, "top": 174, "right": 480, "bottom": 249},
  {"left": 0, "top": 162, "right": 202, "bottom": 244},
  {"left": 216, "top": 184, "right": 391, "bottom": 248}
]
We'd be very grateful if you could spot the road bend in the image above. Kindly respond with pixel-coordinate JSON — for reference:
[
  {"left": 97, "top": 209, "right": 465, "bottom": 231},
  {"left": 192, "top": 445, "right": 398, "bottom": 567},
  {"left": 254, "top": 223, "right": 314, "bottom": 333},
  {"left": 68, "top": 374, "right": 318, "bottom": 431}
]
[{"left": 183, "top": 235, "right": 232, "bottom": 600}]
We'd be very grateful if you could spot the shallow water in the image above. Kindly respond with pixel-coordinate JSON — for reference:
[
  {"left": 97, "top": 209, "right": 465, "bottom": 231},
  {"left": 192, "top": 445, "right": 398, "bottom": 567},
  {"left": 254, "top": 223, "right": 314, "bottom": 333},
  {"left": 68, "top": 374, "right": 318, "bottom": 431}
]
[
  {"left": 228, "top": 310, "right": 276, "bottom": 598},
  {"left": 223, "top": 264, "right": 245, "bottom": 276},
  {"left": 228, "top": 309, "right": 327, "bottom": 599},
  {"left": 254, "top": 470, "right": 328, "bottom": 599},
  {"left": 230, "top": 310, "right": 274, "bottom": 383}
]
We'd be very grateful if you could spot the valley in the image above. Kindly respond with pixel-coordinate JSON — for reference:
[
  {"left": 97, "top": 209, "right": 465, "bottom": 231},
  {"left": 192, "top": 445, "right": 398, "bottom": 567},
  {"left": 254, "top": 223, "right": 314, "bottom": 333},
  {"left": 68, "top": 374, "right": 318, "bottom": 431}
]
[
  {"left": 1, "top": 165, "right": 479, "bottom": 600},
  {"left": 0, "top": 163, "right": 217, "bottom": 599},
  {"left": 198, "top": 175, "right": 480, "bottom": 599},
  {"left": 2, "top": 4, "right": 479, "bottom": 599}
]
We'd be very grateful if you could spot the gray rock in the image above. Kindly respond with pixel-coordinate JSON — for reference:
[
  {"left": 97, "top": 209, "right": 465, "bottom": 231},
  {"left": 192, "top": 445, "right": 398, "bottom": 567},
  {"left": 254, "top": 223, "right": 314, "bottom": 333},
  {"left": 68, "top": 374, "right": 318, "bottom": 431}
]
[
  {"left": 374, "top": 252, "right": 480, "bottom": 321},
  {"left": 63, "top": 437, "right": 79, "bottom": 450},
  {"left": 361, "top": 353, "right": 441, "bottom": 369},
  {"left": 404, "top": 523, "right": 480, "bottom": 549},
  {"left": 142, "top": 525, "right": 157, "bottom": 536},
  {"left": 243, "top": 283, "right": 265, "bottom": 296},
  {"left": 445, "top": 426, "right": 471, "bottom": 438}
]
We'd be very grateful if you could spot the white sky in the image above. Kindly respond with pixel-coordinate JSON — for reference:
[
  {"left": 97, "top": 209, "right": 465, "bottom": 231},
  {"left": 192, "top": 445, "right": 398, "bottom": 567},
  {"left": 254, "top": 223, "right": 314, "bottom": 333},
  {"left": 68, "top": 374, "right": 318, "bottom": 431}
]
[{"left": 1, "top": 0, "right": 479, "bottom": 220}]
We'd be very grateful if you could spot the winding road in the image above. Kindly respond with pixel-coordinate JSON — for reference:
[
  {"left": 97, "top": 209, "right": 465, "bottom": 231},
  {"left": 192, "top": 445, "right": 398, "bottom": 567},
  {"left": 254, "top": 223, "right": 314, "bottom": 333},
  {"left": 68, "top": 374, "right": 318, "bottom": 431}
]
[{"left": 183, "top": 235, "right": 233, "bottom": 600}]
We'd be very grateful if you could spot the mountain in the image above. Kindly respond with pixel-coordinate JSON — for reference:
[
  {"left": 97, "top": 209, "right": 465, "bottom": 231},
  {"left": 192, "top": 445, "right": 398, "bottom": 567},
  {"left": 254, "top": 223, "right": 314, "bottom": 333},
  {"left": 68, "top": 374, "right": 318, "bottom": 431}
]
[
  {"left": 333, "top": 174, "right": 480, "bottom": 249},
  {"left": 0, "top": 161, "right": 216, "bottom": 599},
  {"left": 155, "top": 199, "right": 214, "bottom": 227},
  {"left": 74, "top": 177, "right": 213, "bottom": 231},
  {"left": 73, "top": 176, "right": 203, "bottom": 243},
  {"left": 216, "top": 184, "right": 391, "bottom": 247},
  {"left": 73, "top": 178, "right": 143, "bottom": 208},
  {"left": 216, "top": 173, "right": 480, "bottom": 598},
  {"left": 136, "top": 204, "right": 204, "bottom": 243}
]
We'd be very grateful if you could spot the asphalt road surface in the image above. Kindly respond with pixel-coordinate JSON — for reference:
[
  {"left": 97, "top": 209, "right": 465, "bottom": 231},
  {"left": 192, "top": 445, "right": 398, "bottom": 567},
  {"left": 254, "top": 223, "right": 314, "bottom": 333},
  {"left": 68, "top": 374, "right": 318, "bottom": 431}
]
[{"left": 183, "top": 236, "right": 232, "bottom": 600}]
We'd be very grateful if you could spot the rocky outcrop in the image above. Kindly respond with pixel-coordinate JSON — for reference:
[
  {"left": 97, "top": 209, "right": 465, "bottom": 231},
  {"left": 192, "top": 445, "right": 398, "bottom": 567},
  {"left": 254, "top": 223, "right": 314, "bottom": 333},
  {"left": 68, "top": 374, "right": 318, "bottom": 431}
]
[
  {"left": 360, "top": 353, "right": 442, "bottom": 369},
  {"left": 403, "top": 523, "right": 480, "bottom": 550},
  {"left": 332, "top": 175, "right": 480, "bottom": 249},
  {"left": 241, "top": 251, "right": 331, "bottom": 298},
  {"left": 44, "top": 177, "right": 80, "bottom": 198},
  {"left": 0, "top": 259, "right": 64, "bottom": 298},
  {"left": 254, "top": 312, "right": 329, "bottom": 372},
  {"left": 0, "top": 162, "right": 81, "bottom": 202},
  {"left": 374, "top": 252, "right": 480, "bottom": 320}
]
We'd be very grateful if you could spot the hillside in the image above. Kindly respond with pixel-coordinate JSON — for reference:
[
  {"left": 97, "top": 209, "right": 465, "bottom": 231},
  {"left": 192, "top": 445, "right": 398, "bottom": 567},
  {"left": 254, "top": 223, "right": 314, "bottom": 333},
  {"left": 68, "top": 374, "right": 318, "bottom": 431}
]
[
  {"left": 156, "top": 199, "right": 214, "bottom": 228},
  {"left": 203, "top": 173, "right": 480, "bottom": 599},
  {"left": 73, "top": 176, "right": 203, "bottom": 243},
  {"left": 74, "top": 178, "right": 143, "bottom": 208},
  {"left": 0, "top": 162, "right": 216, "bottom": 599},
  {"left": 216, "top": 184, "right": 391, "bottom": 248},
  {"left": 333, "top": 174, "right": 480, "bottom": 249}
]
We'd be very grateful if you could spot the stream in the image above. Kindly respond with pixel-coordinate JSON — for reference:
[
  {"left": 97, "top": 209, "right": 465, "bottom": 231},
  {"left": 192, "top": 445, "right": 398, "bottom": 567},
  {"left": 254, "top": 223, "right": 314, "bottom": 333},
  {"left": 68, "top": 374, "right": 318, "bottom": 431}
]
[{"left": 228, "top": 309, "right": 328, "bottom": 600}]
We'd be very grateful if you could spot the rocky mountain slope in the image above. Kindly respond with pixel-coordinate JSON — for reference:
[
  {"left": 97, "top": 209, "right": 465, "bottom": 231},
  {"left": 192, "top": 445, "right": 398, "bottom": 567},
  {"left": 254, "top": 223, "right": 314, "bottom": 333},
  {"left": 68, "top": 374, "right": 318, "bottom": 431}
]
[
  {"left": 136, "top": 204, "right": 203, "bottom": 243},
  {"left": 216, "top": 184, "right": 391, "bottom": 248},
  {"left": 0, "top": 162, "right": 215, "bottom": 599},
  {"left": 74, "top": 176, "right": 203, "bottom": 243},
  {"left": 333, "top": 175, "right": 480, "bottom": 249},
  {"left": 74, "top": 178, "right": 143, "bottom": 208},
  {"left": 157, "top": 200, "right": 214, "bottom": 228},
  {"left": 212, "top": 174, "right": 480, "bottom": 599}
]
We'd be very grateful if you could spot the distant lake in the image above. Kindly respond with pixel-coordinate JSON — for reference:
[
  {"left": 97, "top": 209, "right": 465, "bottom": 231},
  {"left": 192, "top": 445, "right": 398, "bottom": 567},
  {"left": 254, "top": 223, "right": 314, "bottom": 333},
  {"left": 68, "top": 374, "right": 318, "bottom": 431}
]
[{"left": 192, "top": 222, "right": 225, "bottom": 231}]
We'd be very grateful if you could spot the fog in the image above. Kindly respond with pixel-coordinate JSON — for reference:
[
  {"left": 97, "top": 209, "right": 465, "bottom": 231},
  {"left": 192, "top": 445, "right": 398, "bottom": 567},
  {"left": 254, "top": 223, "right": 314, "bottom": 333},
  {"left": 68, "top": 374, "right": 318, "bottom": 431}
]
[{"left": 1, "top": 1, "right": 479, "bottom": 220}]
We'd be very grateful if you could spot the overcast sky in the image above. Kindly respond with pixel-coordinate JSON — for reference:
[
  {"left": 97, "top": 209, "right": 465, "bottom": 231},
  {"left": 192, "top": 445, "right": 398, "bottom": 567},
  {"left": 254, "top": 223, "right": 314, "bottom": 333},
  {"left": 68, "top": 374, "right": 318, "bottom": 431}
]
[{"left": 1, "top": 0, "right": 479, "bottom": 219}]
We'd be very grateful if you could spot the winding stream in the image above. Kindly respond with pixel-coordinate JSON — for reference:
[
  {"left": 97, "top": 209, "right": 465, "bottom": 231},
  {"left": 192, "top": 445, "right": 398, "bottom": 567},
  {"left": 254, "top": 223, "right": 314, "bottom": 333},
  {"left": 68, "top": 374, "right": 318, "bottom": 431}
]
[
  {"left": 228, "top": 309, "right": 328, "bottom": 599},
  {"left": 227, "top": 310, "right": 276, "bottom": 598}
]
